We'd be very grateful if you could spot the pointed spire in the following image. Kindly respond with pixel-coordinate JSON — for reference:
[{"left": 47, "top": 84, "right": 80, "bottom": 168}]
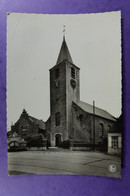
[
  {"left": 56, "top": 26, "right": 73, "bottom": 64},
  {"left": 56, "top": 38, "right": 73, "bottom": 64}
]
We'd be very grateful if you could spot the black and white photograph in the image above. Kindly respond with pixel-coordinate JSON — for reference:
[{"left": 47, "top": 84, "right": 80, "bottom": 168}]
[{"left": 7, "top": 12, "right": 122, "bottom": 177}]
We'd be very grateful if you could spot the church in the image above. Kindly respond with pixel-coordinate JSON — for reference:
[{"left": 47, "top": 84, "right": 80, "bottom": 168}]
[
  {"left": 8, "top": 36, "right": 117, "bottom": 150},
  {"left": 45, "top": 36, "right": 116, "bottom": 149}
]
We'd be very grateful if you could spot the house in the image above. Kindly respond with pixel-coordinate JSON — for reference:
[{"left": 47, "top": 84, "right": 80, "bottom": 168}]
[{"left": 108, "top": 115, "right": 122, "bottom": 155}]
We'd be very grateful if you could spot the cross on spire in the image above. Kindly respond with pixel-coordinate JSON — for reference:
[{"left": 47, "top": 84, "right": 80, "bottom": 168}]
[{"left": 63, "top": 25, "right": 66, "bottom": 40}]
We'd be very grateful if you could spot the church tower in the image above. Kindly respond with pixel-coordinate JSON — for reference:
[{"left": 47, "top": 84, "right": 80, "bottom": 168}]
[{"left": 49, "top": 37, "right": 80, "bottom": 147}]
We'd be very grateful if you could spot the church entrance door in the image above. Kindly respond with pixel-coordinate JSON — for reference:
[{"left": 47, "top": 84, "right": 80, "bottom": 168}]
[{"left": 55, "top": 134, "right": 61, "bottom": 147}]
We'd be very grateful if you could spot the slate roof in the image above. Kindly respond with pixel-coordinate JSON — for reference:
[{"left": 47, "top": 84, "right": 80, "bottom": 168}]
[
  {"left": 73, "top": 101, "right": 116, "bottom": 121},
  {"left": 56, "top": 38, "right": 73, "bottom": 64},
  {"left": 109, "top": 114, "right": 122, "bottom": 133},
  {"left": 29, "top": 116, "right": 46, "bottom": 130}
]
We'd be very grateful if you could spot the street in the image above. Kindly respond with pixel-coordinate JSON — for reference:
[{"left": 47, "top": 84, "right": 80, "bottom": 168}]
[{"left": 8, "top": 148, "right": 121, "bottom": 178}]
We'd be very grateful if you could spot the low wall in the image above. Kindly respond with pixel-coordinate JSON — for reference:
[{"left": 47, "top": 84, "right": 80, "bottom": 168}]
[
  {"left": 70, "top": 147, "right": 93, "bottom": 151},
  {"left": 27, "top": 147, "right": 47, "bottom": 151}
]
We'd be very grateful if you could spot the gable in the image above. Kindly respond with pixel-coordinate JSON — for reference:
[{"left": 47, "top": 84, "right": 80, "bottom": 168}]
[{"left": 11, "top": 109, "right": 46, "bottom": 131}]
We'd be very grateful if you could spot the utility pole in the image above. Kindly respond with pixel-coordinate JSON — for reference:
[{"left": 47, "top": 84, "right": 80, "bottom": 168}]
[{"left": 93, "top": 101, "right": 95, "bottom": 150}]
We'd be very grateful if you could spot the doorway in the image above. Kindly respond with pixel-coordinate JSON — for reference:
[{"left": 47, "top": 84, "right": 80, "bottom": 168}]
[{"left": 55, "top": 134, "right": 61, "bottom": 147}]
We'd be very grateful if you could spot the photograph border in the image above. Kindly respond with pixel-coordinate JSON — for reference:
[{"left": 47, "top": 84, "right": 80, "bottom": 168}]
[{"left": 0, "top": 0, "right": 130, "bottom": 196}]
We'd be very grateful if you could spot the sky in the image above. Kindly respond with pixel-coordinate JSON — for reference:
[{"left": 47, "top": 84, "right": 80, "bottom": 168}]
[{"left": 7, "top": 11, "right": 121, "bottom": 130}]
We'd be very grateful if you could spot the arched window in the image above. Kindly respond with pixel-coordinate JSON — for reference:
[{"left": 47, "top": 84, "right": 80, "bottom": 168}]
[
  {"left": 56, "top": 98, "right": 59, "bottom": 104},
  {"left": 79, "top": 114, "right": 83, "bottom": 126},
  {"left": 79, "top": 114, "right": 83, "bottom": 121},
  {"left": 55, "top": 68, "right": 60, "bottom": 79},
  {"left": 99, "top": 123, "right": 104, "bottom": 138},
  {"left": 55, "top": 112, "right": 60, "bottom": 126},
  {"left": 71, "top": 67, "right": 75, "bottom": 79}
]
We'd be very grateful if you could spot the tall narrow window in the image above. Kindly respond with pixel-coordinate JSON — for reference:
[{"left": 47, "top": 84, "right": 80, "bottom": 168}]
[
  {"left": 79, "top": 114, "right": 83, "bottom": 126},
  {"left": 99, "top": 123, "right": 104, "bottom": 138},
  {"left": 55, "top": 112, "right": 60, "bottom": 126},
  {"left": 55, "top": 68, "right": 60, "bottom": 79},
  {"left": 71, "top": 67, "right": 75, "bottom": 79}
]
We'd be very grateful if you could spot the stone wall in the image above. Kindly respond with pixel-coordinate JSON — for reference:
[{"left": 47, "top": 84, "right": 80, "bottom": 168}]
[
  {"left": 50, "top": 61, "right": 67, "bottom": 146},
  {"left": 49, "top": 60, "right": 80, "bottom": 146},
  {"left": 66, "top": 62, "right": 80, "bottom": 139},
  {"left": 72, "top": 102, "right": 115, "bottom": 146},
  {"left": 27, "top": 147, "right": 47, "bottom": 151}
]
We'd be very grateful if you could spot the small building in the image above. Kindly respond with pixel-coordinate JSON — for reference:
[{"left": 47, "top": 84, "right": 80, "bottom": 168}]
[
  {"left": 108, "top": 115, "right": 122, "bottom": 155},
  {"left": 8, "top": 109, "right": 47, "bottom": 150}
]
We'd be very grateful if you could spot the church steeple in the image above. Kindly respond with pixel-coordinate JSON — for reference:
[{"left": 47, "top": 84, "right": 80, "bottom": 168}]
[
  {"left": 49, "top": 34, "right": 80, "bottom": 147},
  {"left": 56, "top": 38, "right": 73, "bottom": 65}
]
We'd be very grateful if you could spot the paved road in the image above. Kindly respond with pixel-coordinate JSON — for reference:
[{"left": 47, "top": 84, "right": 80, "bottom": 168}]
[{"left": 8, "top": 149, "right": 121, "bottom": 177}]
